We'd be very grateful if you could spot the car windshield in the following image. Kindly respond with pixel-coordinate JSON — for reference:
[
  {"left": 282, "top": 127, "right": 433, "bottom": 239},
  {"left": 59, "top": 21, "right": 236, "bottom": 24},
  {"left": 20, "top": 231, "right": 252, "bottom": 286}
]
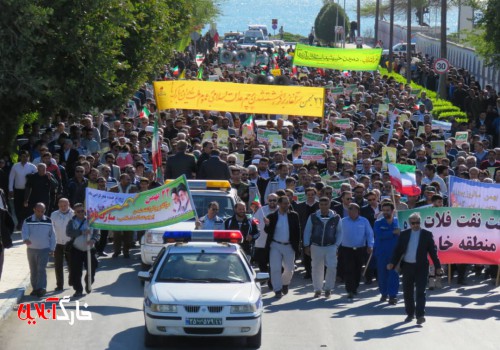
[
  {"left": 192, "top": 193, "right": 234, "bottom": 219},
  {"left": 157, "top": 253, "right": 250, "bottom": 283}
]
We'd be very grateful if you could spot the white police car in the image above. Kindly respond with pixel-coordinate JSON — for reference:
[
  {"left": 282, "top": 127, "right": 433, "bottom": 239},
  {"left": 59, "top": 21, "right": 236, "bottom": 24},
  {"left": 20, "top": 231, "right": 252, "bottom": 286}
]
[
  {"left": 138, "top": 230, "right": 268, "bottom": 348},
  {"left": 141, "top": 180, "right": 239, "bottom": 269}
]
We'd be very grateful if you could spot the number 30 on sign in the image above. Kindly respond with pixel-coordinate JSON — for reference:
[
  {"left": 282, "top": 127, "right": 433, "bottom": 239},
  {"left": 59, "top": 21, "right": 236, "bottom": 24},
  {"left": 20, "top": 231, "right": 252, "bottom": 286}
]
[{"left": 434, "top": 58, "right": 450, "bottom": 74}]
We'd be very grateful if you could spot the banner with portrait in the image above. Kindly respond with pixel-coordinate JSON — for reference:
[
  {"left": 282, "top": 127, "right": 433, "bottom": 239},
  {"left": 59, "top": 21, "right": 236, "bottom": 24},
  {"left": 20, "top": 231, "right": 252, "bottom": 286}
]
[{"left": 86, "top": 175, "right": 195, "bottom": 230}]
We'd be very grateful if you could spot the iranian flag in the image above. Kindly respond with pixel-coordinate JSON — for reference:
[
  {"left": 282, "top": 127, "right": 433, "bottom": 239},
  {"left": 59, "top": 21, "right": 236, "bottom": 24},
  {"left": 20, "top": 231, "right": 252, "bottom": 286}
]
[
  {"left": 388, "top": 163, "right": 421, "bottom": 196},
  {"left": 172, "top": 66, "right": 179, "bottom": 76},
  {"left": 196, "top": 54, "right": 205, "bottom": 67},
  {"left": 241, "top": 115, "right": 254, "bottom": 140},
  {"left": 152, "top": 116, "right": 163, "bottom": 181},
  {"left": 139, "top": 106, "right": 150, "bottom": 119}
]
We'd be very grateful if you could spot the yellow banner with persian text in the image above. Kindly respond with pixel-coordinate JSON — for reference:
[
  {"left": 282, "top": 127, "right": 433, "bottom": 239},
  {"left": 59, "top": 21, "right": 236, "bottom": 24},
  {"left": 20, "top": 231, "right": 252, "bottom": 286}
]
[
  {"left": 153, "top": 80, "right": 325, "bottom": 117},
  {"left": 293, "top": 43, "right": 382, "bottom": 71}
]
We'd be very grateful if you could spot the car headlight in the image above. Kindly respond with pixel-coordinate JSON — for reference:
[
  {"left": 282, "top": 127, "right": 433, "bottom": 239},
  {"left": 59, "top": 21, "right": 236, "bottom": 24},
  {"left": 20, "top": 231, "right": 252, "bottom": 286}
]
[
  {"left": 150, "top": 304, "right": 178, "bottom": 313},
  {"left": 145, "top": 231, "right": 163, "bottom": 244},
  {"left": 230, "top": 304, "right": 257, "bottom": 314}
]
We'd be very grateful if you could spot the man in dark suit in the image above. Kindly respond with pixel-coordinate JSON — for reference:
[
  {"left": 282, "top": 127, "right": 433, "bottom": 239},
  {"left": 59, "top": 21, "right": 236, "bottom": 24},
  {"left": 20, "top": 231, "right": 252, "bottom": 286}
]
[
  {"left": 264, "top": 195, "right": 301, "bottom": 299},
  {"left": 295, "top": 187, "right": 319, "bottom": 279},
  {"left": 165, "top": 140, "right": 197, "bottom": 179},
  {"left": 197, "top": 149, "right": 230, "bottom": 180},
  {"left": 388, "top": 212, "right": 443, "bottom": 325},
  {"left": 58, "top": 139, "right": 80, "bottom": 178},
  {"left": 332, "top": 191, "right": 353, "bottom": 218}
]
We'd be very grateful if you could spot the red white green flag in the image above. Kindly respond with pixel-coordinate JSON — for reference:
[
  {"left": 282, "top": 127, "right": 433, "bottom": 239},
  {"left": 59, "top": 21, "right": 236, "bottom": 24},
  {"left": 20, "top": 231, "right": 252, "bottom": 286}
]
[
  {"left": 388, "top": 163, "right": 421, "bottom": 196},
  {"left": 242, "top": 115, "right": 254, "bottom": 140},
  {"left": 172, "top": 65, "right": 179, "bottom": 76},
  {"left": 139, "top": 106, "right": 150, "bottom": 119},
  {"left": 196, "top": 54, "right": 205, "bottom": 67},
  {"left": 152, "top": 115, "right": 163, "bottom": 181}
]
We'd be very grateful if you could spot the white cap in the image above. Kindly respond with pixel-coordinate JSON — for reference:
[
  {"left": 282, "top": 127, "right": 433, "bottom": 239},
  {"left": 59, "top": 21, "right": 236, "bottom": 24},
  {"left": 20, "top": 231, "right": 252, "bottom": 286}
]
[
  {"left": 145, "top": 126, "right": 154, "bottom": 133},
  {"left": 292, "top": 159, "right": 304, "bottom": 165}
]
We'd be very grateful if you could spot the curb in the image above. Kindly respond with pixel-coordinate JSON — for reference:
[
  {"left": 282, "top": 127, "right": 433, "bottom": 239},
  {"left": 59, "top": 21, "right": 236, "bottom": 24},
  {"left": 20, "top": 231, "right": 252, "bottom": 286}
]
[{"left": 0, "top": 274, "right": 30, "bottom": 321}]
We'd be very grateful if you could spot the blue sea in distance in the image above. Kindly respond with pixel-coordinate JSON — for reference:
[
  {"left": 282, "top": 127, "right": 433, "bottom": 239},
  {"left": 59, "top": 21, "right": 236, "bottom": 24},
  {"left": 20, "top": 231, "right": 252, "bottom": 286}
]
[{"left": 213, "top": 0, "right": 459, "bottom": 37}]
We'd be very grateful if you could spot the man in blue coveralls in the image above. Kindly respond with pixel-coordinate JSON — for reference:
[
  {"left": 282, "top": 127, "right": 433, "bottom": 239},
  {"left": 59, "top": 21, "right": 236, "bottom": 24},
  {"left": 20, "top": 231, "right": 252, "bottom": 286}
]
[{"left": 374, "top": 201, "right": 400, "bottom": 304}]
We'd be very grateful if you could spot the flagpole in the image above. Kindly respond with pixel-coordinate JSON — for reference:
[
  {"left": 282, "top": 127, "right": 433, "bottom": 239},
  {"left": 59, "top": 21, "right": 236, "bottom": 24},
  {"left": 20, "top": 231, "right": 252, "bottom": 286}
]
[
  {"left": 87, "top": 229, "right": 92, "bottom": 294},
  {"left": 391, "top": 183, "right": 396, "bottom": 207}
]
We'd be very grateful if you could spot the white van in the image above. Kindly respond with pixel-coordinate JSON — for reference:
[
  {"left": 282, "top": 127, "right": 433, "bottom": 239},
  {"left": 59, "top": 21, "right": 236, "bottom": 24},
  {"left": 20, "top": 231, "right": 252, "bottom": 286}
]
[
  {"left": 382, "top": 42, "right": 416, "bottom": 55},
  {"left": 248, "top": 24, "right": 269, "bottom": 39}
]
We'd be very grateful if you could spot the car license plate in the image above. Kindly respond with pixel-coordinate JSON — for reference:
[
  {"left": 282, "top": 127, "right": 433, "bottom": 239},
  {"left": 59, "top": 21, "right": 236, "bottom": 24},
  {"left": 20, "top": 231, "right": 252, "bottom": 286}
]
[{"left": 185, "top": 318, "right": 223, "bottom": 326}]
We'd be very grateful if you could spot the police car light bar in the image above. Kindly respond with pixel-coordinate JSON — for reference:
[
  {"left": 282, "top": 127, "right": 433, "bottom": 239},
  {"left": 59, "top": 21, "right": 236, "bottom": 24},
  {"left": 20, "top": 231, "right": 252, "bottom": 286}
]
[
  {"left": 163, "top": 230, "right": 244, "bottom": 244},
  {"left": 163, "top": 180, "right": 231, "bottom": 190}
]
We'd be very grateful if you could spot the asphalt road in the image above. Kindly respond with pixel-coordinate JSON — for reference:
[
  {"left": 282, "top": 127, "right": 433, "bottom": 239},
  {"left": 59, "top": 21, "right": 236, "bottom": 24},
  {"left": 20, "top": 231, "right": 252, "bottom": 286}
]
[{"left": 0, "top": 247, "right": 499, "bottom": 350}]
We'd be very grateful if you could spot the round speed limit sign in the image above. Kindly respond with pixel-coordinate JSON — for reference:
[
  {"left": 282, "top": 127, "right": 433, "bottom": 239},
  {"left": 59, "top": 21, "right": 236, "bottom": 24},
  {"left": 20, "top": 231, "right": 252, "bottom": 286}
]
[{"left": 434, "top": 58, "right": 450, "bottom": 74}]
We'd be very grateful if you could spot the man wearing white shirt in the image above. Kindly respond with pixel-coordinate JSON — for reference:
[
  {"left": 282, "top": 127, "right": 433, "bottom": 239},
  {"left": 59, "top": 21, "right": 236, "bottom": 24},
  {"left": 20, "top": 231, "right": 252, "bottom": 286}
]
[
  {"left": 253, "top": 194, "right": 278, "bottom": 273},
  {"left": 422, "top": 164, "right": 447, "bottom": 193},
  {"left": 50, "top": 198, "right": 74, "bottom": 291},
  {"left": 9, "top": 150, "right": 37, "bottom": 229}
]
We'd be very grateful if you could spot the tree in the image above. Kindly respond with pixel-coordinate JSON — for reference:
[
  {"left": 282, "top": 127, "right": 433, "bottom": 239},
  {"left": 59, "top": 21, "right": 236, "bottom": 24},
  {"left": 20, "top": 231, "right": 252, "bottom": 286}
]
[
  {"left": 361, "top": 0, "right": 433, "bottom": 25},
  {"left": 472, "top": 0, "right": 500, "bottom": 68},
  {"left": 0, "top": 0, "right": 219, "bottom": 156},
  {"left": 314, "top": 1, "right": 350, "bottom": 44}
]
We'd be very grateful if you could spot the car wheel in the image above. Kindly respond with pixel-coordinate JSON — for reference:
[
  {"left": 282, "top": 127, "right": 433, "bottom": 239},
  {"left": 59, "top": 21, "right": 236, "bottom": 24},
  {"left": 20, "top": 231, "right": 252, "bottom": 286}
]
[
  {"left": 246, "top": 325, "right": 262, "bottom": 348},
  {"left": 144, "top": 326, "right": 161, "bottom": 347}
]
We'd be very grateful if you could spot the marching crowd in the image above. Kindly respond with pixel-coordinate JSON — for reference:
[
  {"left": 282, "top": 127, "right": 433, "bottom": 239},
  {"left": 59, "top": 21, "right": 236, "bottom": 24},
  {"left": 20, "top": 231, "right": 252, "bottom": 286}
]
[{"left": 0, "top": 38, "right": 499, "bottom": 323}]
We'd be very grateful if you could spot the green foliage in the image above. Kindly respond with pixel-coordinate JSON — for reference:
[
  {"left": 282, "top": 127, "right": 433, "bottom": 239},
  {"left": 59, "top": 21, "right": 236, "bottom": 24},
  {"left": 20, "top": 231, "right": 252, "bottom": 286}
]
[
  {"left": 314, "top": 1, "right": 350, "bottom": 44},
  {"left": 378, "top": 67, "right": 466, "bottom": 122},
  {"left": 431, "top": 106, "right": 462, "bottom": 118},
  {"left": 279, "top": 32, "right": 307, "bottom": 42},
  {"left": 438, "top": 111, "right": 468, "bottom": 121},
  {"left": 473, "top": 0, "right": 500, "bottom": 68},
  {"left": 0, "top": 0, "right": 219, "bottom": 155}
]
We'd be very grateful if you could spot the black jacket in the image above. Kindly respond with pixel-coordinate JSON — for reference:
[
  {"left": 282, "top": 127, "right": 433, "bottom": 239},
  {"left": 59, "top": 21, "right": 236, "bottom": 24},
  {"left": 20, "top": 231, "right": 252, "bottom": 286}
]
[
  {"left": 390, "top": 228, "right": 441, "bottom": 270},
  {"left": 0, "top": 208, "right": 15, "bottom": 250},
  {"left": 197, "top": 156, "right": 230, "bottom": 180},
  {"left": 224, "top": 215, "right": 259, "bottom": 254},
  {"left": 165, "top": 152, "right": 197, "bottom": 179},
  {"left": 332, "top": 203, "right": 348, "bottom": 218},
  {"left": 264, "top": 210, "right": 301, "bottom": 254}
]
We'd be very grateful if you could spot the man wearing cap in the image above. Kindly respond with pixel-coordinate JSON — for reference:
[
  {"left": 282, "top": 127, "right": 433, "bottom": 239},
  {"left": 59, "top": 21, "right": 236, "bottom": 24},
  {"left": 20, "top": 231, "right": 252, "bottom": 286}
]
[
  {"left": 415, "top": 185, "right": 436, "bottom": 208},
  {"left": 66, "top": 203, "right": 100, "bottom": 298}
]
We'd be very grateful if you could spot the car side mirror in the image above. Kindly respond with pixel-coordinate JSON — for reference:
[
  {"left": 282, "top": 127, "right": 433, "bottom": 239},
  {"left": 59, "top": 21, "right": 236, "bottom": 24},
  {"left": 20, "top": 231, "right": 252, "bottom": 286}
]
[
  {"left": 138, "top": 271, "right": 151, "bottom": 282},
  {"left": 255, "top": 272, "right": 269, "bottom": 283}
]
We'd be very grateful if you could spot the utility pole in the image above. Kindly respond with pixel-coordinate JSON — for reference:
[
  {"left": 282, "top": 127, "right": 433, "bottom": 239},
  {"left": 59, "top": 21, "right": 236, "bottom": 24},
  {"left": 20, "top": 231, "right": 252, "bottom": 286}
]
[
  {"left": 388, "top": 0, "right": 395, "bottom": 72},
  {"left": 438, "top": 0, "right": 448, "bottom": 99},
  {"left": 406, "top": 0, "right": 412, "bottom": 83},
  {"left": 357, "top": 0, "right": 361, "bottom": 37},
  {"left": 375, "top": 0, "right": 380, "bottom": 43}
]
